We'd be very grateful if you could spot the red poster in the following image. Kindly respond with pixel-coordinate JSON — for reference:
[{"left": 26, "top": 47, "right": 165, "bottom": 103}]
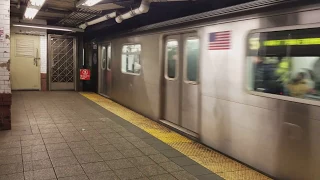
[{"left": 80, "top": 69, "right": 90, "bottom": 80}]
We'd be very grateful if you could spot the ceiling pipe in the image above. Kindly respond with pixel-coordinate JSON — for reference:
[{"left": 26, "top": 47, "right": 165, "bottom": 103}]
[
  {"left": 115, "top": 0, "right": 150, "bottom": 23},
  {"left": 79, "top": 0, "right": 192, "bottom": 29},
  {"left": 79, "top": 11, "right": 117, "bottom": 29},
  {"left": 115, "top": 0, "right": 191, "bottom": 23}
]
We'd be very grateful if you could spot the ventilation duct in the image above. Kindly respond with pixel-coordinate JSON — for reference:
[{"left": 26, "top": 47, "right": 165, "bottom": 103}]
[
  {"left": 79, "top": 0, "right": 192, "bottom": 29},
  {"left": 115, "top": 0, "right": 150, "bottom": 23},
  {"left": 115, "top": 0, "right": 191, "bottom": 23},
  {"left": 79, "top": 12, "right": 117, "bottom": 29}
]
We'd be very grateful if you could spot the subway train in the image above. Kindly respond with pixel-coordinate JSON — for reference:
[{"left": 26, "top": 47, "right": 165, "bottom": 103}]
[{"left": 86, "top": 1, "right": 320, "bottom": 179}]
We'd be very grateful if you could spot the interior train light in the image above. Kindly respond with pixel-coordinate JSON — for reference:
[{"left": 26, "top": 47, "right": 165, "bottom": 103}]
[
  {"left": 30, "top": 0, "right": 46, "bottom": 7},
  {"left": 82, "top": 0, "right": 102, "bottom": 6},
  {"left": 24, "top": 0, "right": 46, "bottom": 20},
  {"left": 24, "top": 7, "right": 39, "bottom": 19}
]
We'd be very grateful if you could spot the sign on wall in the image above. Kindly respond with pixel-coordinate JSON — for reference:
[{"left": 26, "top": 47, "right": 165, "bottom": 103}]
[
  {"left": 80, "top": 69, "right": 91, "bottom": 80},
  {"left": 16, "top": 39, "right": 34, "bottom": 57}
]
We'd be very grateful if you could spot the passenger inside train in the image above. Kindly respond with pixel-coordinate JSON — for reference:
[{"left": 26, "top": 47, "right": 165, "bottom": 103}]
[
  {"left": 248, "top": 27, "right": 320, "bottom": 100},
  {"left": 252, "top": 56, "right": 319, "bottom": 99}
]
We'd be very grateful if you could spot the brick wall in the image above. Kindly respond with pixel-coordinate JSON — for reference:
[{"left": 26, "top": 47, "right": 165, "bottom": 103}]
[{"left": 0, "top": 0, "right": 11, "bottom": 130}]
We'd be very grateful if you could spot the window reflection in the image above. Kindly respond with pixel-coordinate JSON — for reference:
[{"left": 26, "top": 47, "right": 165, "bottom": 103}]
[
  {"left": 121, "top": 44, "right": 141, "bottom": 75},
  {"left": 248, "top": 28, "right": 320, "bottom": 101},
  {"left": 186, "top": 38, "right": 199, "bottom": 82},
  {"left": 101, "top": 46, "right": 106, "bottom": 70},
  {"left": 166, "top": 40, "right": 178, "bottom": 79},
  {"left": 107, "top": 45, "right": 111, "bottom": 70}
]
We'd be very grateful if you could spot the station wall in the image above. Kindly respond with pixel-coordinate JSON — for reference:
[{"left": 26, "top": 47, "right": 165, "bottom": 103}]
[{"left": 0, "top": 0, "right": 11, "bottom": 130}]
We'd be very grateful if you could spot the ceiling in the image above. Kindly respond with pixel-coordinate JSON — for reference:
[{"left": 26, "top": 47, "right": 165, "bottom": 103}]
[
  {"left": 10, "top": 0, "right": 256, "bottom": 33},
  {"left": 10, "top": 0, "right": 137, "bottom": 26}
]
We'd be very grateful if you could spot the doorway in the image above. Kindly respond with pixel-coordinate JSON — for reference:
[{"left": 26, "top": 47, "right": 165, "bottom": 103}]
[
  {"left": 98, "top": 43, "right": 112, "bottom": 97},
  {"left": 11, "top": 34, "right": 41, "bottom": 90},
  {"left": 48, "top": 35, "right": 76, "bottom": 90},
  {"left": 162, "top": 32, "right": 200, "bottom": 135}
]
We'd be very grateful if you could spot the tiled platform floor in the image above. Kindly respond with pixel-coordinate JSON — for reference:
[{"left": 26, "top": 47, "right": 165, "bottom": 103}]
[{"left": 0, "top": 91, "right": 222, "bottom": 180}]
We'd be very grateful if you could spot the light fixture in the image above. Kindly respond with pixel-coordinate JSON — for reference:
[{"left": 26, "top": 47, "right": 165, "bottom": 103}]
[
  {"left": 24, "top": 0, "right": 47, "bottom": 20},
  {"left": 12, "top": 23, "right": 84, "bottom": 32},
  {"left": 30, "top": 0, "right": 46, "bottom": 7},
  {"left": 82, "top": 0, "right": 102, "bottom": 6},
  {"left": 24, "top": 7, "right": 39, "bottom": 19}
]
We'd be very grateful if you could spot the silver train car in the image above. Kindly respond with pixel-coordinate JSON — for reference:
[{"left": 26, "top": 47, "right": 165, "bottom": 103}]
[{"left": 91, "top": 1, "right": 320, "bottom": 179}]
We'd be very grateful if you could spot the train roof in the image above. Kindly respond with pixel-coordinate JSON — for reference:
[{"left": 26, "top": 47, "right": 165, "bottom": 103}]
[{"left": 88, "top": 0, "right": 316, "bottom": 42}]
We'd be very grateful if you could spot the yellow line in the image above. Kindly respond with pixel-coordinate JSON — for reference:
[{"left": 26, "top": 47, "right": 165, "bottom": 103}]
[{"left": 80, "top": 92, "right": 271, "bottom": 180}]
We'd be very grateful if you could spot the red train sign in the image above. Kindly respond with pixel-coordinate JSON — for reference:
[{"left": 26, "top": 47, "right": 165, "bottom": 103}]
[{"left": 80, "top": 69, "right": 90, "bottom": 80}]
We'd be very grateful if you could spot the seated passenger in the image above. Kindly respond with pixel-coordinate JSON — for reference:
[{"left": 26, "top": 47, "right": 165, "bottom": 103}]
[{"left": 286, "top": 72, "right": 310, "bottom": 98}]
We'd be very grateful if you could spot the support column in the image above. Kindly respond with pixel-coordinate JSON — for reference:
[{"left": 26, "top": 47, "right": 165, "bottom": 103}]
[{"left": 0, "top": 0, "right": 11, "bottom": 130}]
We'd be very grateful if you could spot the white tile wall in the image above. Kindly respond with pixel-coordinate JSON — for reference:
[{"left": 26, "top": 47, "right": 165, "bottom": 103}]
[
  {"left": 0, "top": 0, "right": 10, "bottom": 94},
  {"left": 40, "top": 35, "right": 47, "bottom": 73}
]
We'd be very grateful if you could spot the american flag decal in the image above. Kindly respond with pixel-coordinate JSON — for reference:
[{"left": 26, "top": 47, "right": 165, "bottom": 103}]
[{"left": 208, "top": 31, "right": 231, "bottom": 50}]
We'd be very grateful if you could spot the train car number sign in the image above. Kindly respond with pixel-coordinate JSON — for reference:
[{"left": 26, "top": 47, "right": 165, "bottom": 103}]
[{"left": 80, "top": 69, "right": 90, "bottom": 80}]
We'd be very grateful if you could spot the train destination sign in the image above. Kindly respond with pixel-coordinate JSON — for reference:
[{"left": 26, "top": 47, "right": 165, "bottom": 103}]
[
  {"left": 264, "top": 38, "right": 320, "bottom": 46},
  {"left": 249, "top": 37, "right": 320, "bottom": 50}
]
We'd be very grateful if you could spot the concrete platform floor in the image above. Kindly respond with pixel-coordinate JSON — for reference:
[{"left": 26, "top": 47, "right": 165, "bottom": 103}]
[{"left": 0, "top": 91, "right": 222, "bottom": 180}]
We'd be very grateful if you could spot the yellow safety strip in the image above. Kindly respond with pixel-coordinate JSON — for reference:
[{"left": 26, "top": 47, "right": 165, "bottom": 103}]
[{"left": 80, "top": 92, "right": 271, "bottom": 180}]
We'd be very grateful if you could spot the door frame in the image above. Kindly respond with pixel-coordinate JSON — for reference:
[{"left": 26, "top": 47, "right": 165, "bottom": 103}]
[
  {"left": 160, "top": 30, "right": 201, "bottom": 137},
  {"left": 48, "top": 34, "right": 77, "bottom": 91},
  {"left": 98, "top": 42, "right": 112, "bottom": 98},
  {"left": 11, "top": 33, "right": 41, "bottom": 90}
]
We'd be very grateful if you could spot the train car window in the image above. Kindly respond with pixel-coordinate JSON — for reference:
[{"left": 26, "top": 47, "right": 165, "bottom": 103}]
[
  {"left": 185, "top": 38, "right": 199, "bottom": 82},
  {"left": 107, "top": 44, "right": 111, "bottom": 70},
  {"left": 101, "top": 46, "right": 107, "bottom": 70},
  {"left": 247, "top": 27, "right": 320, "bottom": 103},
  {"left": 166, "top": 40, "right": 178, "bottom": 79},
  {"left": 121, "top": 44, "right": 141, "bottom": 75}
]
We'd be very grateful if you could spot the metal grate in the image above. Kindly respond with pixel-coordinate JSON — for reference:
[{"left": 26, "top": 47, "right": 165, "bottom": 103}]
[
  {"left": 50, "top": 37, "right": 74, "bottom": 83},
  {"left": 58, "top": 8, "right": 102, "bottom": 27}
]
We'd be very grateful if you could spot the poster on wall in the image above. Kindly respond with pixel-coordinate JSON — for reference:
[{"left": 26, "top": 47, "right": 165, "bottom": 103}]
[{"left": 0, "top": 27, "right": 4, "bottom": 42}]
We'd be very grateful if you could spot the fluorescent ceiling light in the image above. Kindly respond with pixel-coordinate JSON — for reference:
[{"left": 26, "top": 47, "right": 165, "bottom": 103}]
[
  {"left": 24, "top": 7, "right": 39, "bottom": 19},
  {"left": 12, "top": 24, "right": 74, "bottom": 32},
  {"left": 82, "top": 0, "right": 102, "bottom": 6},
  {"left": 30, "top": 0, "right": 46, "bottom": 7}
]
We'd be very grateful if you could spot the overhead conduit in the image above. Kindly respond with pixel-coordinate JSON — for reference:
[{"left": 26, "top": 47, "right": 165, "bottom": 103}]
[
  {"left": 79, "top": 0, "right": 190, "bottom": 29},
  {"left": 79, "top": 11, "right": 117, "bottom": 29},
  {"left": 115, "top": 0, "right": 192, "bottom": 23},
  {"left": 115, "top": 0, "right": 150, "bottom": 23}
]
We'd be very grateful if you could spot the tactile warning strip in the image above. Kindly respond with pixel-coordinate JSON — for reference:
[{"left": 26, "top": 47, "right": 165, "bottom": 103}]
[{"left": 80, "top": 92, "right": 271, "bottom": 180}]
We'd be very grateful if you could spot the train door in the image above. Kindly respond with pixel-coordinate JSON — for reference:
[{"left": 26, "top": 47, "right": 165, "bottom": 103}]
[
  {"left": 98, "top": 43, "right": 112, "bottom": 97},
  {"left": 162, "top": 32, "right": 200, "bottom": 135}
]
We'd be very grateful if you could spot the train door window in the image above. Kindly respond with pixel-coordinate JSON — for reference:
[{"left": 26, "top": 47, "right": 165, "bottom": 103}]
[
  {"left": 107, "top": 44, "right": 111, "bottom": 70},
  {"left": 101, "top": 46, "right": 107, "bottom": 70},
  {"left": 165, "top": 40, "right": 179, "bottom": 79},
  {"left": 185, "top": 37, "right": 199, "bottom": 82},
  {"left": 121, "top": 44, "right": 141, "bottom": 75},
  {"left": 247, "top": 27, "right": 320, "bottom": 104}
]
